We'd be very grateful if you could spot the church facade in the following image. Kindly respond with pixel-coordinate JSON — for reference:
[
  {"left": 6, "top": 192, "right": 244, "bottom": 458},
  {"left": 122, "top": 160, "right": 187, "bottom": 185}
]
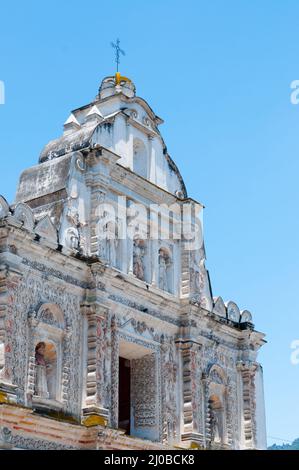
[{"left": 0, "top": 74, "right": 266, "bottom": 450}]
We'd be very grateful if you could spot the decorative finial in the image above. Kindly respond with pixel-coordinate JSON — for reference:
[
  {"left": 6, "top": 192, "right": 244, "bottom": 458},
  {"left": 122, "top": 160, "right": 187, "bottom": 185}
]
[{"left": 110, "top": 38, "right": 125, "bottom": 73}]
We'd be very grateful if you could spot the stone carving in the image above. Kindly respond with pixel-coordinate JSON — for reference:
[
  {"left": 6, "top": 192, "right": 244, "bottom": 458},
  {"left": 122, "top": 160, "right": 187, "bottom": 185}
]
[
  {"left": 34, "top": 342, "right": 49, "bottom": 398},
  {"left": 226, "top": 301, "right": 240, "bottom": 322},
  {"left": 35, "top": 216, "right": 57, "bottom": 243},
  {"left": 161, "top": 336, "right": 178, "bottom": 443},
  {"left": 209, "top": 369, "right": 224, "bottom": 385},
  {"left": 158, "top": 248, "right": 172, "bottom": 292},
  {"left": 105, "top": 220, "right": 118, "bottom": 266},
  {"left": 210, "top": 407, "right": 221, "bottom": 442},
  {"left": 240, "top": 310, "right": 252, "bottom": 323},
  {"left": 190, "top": 250, "right": 212, "bottom": 309},
  {"left": 5, "top": 273, "right": 81, "bottom": 415},
  {"left": 66, "top": 206, "right": 80, "bottom": 226},
  {"left": 133, "top": 239, "right": 145, "bottom": 280},
  {"left": 0, "top": 195, "right": 10, "bottom": 219},
  {"left": 0, "top": 427, "right": 12, "bottom": 447},
  {"left": 132, "top": 354, "right": 157, "bottom": 428},
  {"left": 11, "top": 434, "right": 76, "bottom": 450},
  {"left": 65, "top": 227, "right": 79, "bottom": 250},
  {"left": 13, "top": 203, "right": 35, "bottom": 231},
  {"left": 213, "top": 296, "right": 226, "bottom": 318},
  {"left": 75, "top": 152, "right": 86, "bottom": 172}
]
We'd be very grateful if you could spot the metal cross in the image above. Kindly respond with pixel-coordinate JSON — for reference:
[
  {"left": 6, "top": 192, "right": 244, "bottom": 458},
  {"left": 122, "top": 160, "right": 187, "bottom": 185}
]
[{"left": 111, "top": 38, "right": 125, "bottom": 72}]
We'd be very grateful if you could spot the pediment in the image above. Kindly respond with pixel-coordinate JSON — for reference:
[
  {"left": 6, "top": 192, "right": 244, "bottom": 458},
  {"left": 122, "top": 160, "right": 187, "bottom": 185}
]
[
  {"left": 13, "top": 202, "right": 35, "bottom": 231},
  {"left": 213, "top": 296, "right": 226, "bottom": 318},
  {"left": 240, "top": 310, "right": 252, "bottom": 323},
  {"left": 226, "top": 301, "right": 240, "bottom": 322},
  {"left": 35, "top": 215, "right": 57, "bottom": 242}
]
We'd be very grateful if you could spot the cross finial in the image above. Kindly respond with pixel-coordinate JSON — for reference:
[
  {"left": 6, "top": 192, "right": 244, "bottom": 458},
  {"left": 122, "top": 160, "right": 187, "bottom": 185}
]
[{"left": 110, "top": 38, "right": 125, "bottom": 73}]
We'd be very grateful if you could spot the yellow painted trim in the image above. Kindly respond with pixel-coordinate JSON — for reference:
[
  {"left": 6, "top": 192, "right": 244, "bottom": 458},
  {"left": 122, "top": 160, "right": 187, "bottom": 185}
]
[
  {"left": 82, "top": 415, "right": 107, "bottom": 427},
  {"left": 0, "top": 391, "right": 8, "bottom": 404},
  {"left": 115, "top": 72, "right": 132, "bottom": 85}
]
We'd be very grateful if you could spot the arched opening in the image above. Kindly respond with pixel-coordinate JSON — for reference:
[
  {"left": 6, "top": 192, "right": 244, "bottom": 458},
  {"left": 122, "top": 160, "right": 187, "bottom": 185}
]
[
  {"left": 133, "top": 139, "right": 148, "bottom": 179},
  {"left": 34, "top": 341, "right": 58, "bottom": 400},
  {"left": 158, "top": 247, "right": 173, "bottom": 293}
]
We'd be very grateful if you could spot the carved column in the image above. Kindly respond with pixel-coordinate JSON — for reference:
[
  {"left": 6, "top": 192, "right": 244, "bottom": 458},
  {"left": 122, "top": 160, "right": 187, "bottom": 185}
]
[
  {"left": 237, "top": 361, "right": 258, "bottom": 449},
  {"left": 110, "top": 315, "right": 119, "bottom": 429},
  {"left": 161, "top": 337, "right": 179, "bottom": 445},
  {"left": 202, "top": 373, "right": 211, "bottom": 447},
  {"left": 0, "top": 261, "right": 19, "bottom": 402},
  {"left": 177, "top": 340, "right": 204, "bottom": 447},
  {"left": 81, "top": 300, "right": 110, "bottom": 424}
]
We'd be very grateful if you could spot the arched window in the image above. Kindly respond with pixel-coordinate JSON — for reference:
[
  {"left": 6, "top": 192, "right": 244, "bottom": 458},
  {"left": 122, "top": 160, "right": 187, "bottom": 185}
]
[{"left": 133, "top": 139, "right": 148, "bottom": 179}]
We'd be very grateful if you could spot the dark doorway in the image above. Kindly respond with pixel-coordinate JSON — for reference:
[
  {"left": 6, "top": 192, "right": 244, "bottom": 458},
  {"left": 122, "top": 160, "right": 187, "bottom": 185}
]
[{"left": 118, "top": 357, "right": 131, "bottom": 434}]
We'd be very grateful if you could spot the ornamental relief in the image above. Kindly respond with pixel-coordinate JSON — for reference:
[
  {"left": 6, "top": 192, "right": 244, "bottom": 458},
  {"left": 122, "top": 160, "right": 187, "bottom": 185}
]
[
  {"left": 160, "top": 335, "right": 179, "bottom": 443},
  {"left": 200, "top": 347, "right": 239, "bottom": 448},
  {"left": 5, "top": 272, "right": 82, "bottom": 415}
]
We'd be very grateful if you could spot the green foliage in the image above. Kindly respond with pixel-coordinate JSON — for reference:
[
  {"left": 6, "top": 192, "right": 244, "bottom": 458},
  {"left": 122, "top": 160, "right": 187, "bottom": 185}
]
[{"left": 268, "top": 438, "right": 299, "bottom": 450}]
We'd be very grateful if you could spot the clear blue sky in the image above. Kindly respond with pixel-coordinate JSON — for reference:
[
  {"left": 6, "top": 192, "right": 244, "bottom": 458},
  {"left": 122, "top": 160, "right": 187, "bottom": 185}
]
[{"left": 1, "top": 0, "right": 298, "bottom": 447}]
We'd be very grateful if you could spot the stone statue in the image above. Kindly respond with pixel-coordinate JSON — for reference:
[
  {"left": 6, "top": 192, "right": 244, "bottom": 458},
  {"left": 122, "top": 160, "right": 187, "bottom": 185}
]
[
  {"left": 34, "top": 342, "right": 49, "bottom": 399},
  {"left": 210, "top": 408, "right": 221, "bottom": 443},
  {"left": 105, "top": 220, "right": 118, "bottom": 267},
  {"left": 133, "top": 240, "right": 145, "bottom": 280},
  {"left": 159, "top": 250, "right": 170, "bottom": 291}
]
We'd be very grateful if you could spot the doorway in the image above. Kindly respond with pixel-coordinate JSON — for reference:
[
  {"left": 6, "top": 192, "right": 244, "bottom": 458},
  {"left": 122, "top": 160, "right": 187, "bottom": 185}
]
[{"left": 118, "top": 357, "right": 131, "bottom": 434}]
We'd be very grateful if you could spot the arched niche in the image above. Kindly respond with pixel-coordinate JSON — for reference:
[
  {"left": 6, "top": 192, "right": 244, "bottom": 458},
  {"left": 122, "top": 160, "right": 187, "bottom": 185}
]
[
  {"left": 133, "top": 139, "right": 148, "bottom": 179},
  {"left": 27, "top": 304, "right": 65, "bottom": 406}
]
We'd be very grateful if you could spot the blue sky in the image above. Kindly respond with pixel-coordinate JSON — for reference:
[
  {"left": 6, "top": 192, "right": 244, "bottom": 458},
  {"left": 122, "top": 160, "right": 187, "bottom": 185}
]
[{"left": 1, "top": 0, "right": 299, "bottom": 446}]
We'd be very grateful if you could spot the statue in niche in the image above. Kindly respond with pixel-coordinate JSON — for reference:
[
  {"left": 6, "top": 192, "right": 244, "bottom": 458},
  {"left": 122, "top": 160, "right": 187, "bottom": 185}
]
[
  {"left": 159, "top": 249, "right": 171, "bottom": 291},
  {"left": 192, "top": 250, "right": 204, "bottom": 292},
  {"left": 209, "top": 402, "right": 223, "bottom": 444},
  {"left": 210, "top": 409, "right": 219, "bottom": 442},
  {"left": 133, "top": 239, "right": 145, "bottom": 280},
  {"left": 34, "top": 342, "right": 49, "bottom": 399},
  {"left": 191, "top": 249, "right": 211, "bottom": 309},
  {"left": 104, "top": 220, "right": 118, "bottom": 266}
]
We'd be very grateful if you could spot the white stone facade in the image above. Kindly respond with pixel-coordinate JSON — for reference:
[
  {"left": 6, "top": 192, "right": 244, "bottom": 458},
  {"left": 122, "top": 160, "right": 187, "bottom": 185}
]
[{"left": 0, "top": 74, "right": 266, "bottom": 450}]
